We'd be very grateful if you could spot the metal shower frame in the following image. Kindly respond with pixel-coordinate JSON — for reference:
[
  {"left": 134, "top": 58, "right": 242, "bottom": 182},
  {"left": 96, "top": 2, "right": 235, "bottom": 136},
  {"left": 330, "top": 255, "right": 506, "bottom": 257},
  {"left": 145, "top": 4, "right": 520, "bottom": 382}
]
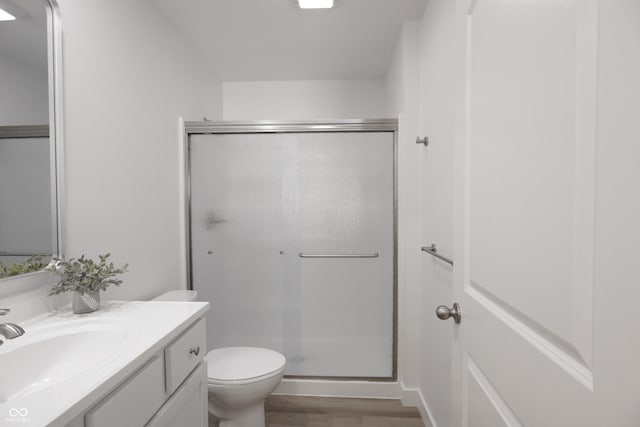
[{"left": 182, "top": 119, "right": 398, "bottom": 381}]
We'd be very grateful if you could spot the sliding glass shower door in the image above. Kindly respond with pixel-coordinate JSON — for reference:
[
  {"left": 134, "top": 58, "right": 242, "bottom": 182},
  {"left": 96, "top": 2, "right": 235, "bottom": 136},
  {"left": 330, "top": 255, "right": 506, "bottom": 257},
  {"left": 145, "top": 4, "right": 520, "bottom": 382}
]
[{"left": 189, "top": 129, "right": 395, "bottom": 378}]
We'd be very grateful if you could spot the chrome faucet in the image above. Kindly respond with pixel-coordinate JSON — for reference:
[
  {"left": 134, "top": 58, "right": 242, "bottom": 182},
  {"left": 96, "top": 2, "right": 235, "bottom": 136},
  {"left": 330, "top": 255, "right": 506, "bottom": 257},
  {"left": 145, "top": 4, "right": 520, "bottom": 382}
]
[{"left": 0, "top": 309, "right": 25, "bottom": 345}]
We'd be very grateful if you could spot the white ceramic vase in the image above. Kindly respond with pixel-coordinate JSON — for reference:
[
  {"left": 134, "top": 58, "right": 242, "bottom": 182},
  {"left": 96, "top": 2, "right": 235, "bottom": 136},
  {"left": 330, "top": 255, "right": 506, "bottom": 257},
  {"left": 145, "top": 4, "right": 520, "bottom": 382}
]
[{"left": 72, "top": 290, "right": 100, "bottom": 314}]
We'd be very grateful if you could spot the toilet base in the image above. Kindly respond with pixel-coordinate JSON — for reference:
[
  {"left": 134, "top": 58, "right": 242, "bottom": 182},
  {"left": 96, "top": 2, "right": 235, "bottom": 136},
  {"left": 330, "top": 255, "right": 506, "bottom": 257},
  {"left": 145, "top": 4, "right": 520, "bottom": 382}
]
[
  {"left": 205, "top": 348, "right": 285, "bottom": 427},
  {"left": 209, "top": 402, "right": 266, "bottom": 427}
]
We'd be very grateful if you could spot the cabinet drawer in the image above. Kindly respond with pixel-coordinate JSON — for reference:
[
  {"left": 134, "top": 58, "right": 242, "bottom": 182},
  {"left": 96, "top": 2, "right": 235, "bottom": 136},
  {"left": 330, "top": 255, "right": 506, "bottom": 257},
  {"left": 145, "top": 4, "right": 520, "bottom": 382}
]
[
  {"left": 86, "top": 355, "right": 165, "bottom": 427},
  {"left": 165, "top": 317, "right": 206, "bottom": 394}
]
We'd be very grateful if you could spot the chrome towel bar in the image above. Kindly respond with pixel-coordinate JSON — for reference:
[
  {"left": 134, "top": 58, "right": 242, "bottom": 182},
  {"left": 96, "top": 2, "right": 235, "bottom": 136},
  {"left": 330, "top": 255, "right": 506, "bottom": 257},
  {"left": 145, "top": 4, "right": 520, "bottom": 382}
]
[
  {"left": 298, "top": 252, "right": 379, "bottom": 259},
  {"left": 421, "top": 244, "right": 453, "bottom": 266}
]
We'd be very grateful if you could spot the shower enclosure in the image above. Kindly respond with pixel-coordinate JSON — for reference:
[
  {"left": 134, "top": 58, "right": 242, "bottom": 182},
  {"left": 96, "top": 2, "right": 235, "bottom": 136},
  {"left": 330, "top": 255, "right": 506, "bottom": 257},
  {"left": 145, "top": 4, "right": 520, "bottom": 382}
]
[
  {"left": 185, "top": 120, "right": 397, "bottom": 380},
  {"left": 0, "top": 126, "right": 52, "bottom": 268}
]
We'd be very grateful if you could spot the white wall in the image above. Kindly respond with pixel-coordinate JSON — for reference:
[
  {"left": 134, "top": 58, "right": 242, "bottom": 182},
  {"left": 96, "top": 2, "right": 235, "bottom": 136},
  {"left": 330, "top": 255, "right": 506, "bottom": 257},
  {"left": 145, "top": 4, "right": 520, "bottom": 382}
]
[
  {"left": 384, "top": 41, "right": 404, "bottom": 118},
  {"left": 384, "top": 19, "right": 422, "bottom": 403},
  {"left": 0, "top": 54, "right": 48, "bottom": 125},
  {"left": 386, "top": 2, "right": 456, "bottom": 426},
  {"left": 222, "top": 79, "right": 386, "bottom": 120},
  {"left": 416, "top": 1, "right": 455, "bottom": 426},
  {"left": 57, "top": 0, "right": 222, "bottom": 300}
]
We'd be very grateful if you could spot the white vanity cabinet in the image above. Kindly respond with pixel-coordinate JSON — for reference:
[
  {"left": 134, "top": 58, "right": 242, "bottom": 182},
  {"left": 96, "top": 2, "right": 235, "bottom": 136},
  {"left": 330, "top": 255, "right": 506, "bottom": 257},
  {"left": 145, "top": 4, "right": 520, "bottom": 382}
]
[
  {"left": 146, "top": 363, "right": 208, "bottom": 427},
  {"left": 67, "top": 316, "right": 208, "bottom": 427}
]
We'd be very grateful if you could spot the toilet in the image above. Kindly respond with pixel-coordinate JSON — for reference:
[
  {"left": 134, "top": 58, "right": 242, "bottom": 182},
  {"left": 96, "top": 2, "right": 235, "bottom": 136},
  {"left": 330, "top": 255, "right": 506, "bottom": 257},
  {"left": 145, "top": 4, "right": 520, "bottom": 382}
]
[
  {"left": 153, "top": 290, "right": 286, "bottom": 427},
  {"left": 206, "top": 347, "right": 285, "bottom": 427}
]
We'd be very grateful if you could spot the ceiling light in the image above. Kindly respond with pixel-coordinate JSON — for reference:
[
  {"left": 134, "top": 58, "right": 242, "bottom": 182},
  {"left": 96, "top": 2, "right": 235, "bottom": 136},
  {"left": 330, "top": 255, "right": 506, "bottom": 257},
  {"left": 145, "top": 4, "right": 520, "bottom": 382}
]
[
  {"left": 0, "top": 7, "right": 15, "bottom": 21},
  {"left": 297, "top": 0, "right": 334, "bottom": 9}
]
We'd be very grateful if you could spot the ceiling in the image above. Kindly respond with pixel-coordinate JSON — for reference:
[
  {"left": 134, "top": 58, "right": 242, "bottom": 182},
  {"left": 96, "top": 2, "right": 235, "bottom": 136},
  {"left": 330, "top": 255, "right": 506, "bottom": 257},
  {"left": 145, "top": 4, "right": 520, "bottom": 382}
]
[
  {"left": 0, "top": 0, "right": 47, "bottom": 73},
  {"left": 150, "top": 0, "right": 426, "bottom": 82}
]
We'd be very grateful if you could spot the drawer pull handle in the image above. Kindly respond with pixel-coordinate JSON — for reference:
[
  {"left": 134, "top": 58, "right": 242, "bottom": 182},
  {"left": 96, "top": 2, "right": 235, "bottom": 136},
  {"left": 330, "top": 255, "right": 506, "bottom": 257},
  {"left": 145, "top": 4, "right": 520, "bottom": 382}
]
[{"left": 189, "top": 346, "right": 200, "bottom": 356}]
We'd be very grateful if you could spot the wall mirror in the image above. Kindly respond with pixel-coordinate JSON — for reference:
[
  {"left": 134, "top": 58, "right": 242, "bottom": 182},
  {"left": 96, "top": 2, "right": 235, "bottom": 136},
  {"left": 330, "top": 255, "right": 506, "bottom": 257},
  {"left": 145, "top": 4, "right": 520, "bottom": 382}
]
[{"left": 0, "top": 0, "right": 62, "bottom": 281}]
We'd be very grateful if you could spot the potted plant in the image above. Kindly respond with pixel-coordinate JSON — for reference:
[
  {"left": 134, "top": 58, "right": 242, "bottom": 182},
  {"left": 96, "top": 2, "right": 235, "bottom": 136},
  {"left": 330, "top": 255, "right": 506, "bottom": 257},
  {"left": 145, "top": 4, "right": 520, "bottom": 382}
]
[{"left": 46, "top": 253, "right": 128, "bottom": 314}]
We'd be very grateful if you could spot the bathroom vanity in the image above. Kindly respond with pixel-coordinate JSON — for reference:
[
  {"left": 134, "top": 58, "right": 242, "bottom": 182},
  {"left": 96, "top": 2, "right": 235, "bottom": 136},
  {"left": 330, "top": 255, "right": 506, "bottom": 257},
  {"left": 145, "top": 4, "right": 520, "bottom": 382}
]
[{"left": 0, "top": 301, "right": 209, "bottom": 427}]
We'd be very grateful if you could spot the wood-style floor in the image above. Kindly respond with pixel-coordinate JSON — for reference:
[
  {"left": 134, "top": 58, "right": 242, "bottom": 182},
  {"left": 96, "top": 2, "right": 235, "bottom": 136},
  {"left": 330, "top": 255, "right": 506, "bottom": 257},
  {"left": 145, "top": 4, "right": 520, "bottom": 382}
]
[{"left": 265, "top": 395, "right": 428, "bottom": 427}]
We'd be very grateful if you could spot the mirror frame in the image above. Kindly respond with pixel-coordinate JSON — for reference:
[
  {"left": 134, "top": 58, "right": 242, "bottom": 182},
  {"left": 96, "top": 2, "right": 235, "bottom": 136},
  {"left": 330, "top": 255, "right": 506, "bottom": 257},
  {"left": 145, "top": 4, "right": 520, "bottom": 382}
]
[
  {"left": 46, "top": 0, "right": 64, "bottom": 262},
  {"left": 0, "top": 0, "right": 64, "bottom": 283}
]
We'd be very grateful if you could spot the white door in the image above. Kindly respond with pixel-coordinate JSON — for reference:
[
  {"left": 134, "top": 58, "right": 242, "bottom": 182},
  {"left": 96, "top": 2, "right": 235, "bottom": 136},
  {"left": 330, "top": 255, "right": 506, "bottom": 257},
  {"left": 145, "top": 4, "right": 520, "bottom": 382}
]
[{"left": 449, "top": 0, "right": 640, "bottom": 426}]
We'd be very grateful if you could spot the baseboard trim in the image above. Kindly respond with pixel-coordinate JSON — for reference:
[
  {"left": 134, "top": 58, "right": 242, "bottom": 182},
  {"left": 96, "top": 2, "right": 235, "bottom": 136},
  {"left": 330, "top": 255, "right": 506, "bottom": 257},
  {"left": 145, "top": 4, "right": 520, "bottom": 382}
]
[
  {"left": 400, "top": 383, "right": 439, "bottom": 427},
  {"left": 273, "top": 379, "right": 402, "bottom": 399},
  {"left": 273, "top": 379, "right": 439, "bottom": 427}
]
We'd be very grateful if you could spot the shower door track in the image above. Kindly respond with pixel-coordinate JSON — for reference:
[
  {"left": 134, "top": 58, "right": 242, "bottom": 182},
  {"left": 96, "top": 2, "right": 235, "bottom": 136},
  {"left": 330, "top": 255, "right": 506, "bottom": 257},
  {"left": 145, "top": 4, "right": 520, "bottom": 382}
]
[{"left": 182, "top": 119, "right": 398, "bottom": 382}]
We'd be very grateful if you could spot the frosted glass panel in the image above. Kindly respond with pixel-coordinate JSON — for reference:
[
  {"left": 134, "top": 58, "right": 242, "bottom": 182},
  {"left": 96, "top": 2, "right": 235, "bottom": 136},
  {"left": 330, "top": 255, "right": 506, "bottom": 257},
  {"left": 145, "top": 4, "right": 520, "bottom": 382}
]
[
  {"left": 0, "top": 138, "right": 52, "bottom": 266},
  {"left": 190, "top": 132, "right": 394, "bottom": 378},
  {"left": 190, "top": 134, "right": 286, "bottom": 353}
]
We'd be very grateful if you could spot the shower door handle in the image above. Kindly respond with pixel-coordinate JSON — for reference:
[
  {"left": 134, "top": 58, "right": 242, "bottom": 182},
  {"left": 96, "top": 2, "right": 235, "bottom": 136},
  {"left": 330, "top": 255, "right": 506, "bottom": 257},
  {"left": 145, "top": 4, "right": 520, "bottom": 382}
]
[{"left": 298, "top": 252, "right": 379, "bottom": 258}]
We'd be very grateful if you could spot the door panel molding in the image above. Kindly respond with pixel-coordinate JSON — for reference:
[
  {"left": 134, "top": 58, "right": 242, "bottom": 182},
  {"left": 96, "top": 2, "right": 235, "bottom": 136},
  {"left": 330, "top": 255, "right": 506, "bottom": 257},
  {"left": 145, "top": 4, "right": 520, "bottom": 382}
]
[
  {"left": 464, "top": 0, "right": 597, "bottom": 372},
  {"left": 467, "top": 285, "right": 593, "bottom": 390},
  {"left": 464, "top": 353, "right": 523, "bottom": 427},
  {"left": 569, "top": 0, "right": 599, "bottom": 371}
]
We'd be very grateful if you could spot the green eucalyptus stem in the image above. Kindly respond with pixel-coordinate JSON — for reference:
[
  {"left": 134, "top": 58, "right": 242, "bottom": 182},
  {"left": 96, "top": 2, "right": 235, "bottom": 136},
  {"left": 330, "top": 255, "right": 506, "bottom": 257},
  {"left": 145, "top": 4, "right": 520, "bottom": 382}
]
[
  {"left": 46, "top": 253, "right": 129, "bottom": 296},
  {"left": 0, "top": 255, "right": 47, "bottom": 279}
]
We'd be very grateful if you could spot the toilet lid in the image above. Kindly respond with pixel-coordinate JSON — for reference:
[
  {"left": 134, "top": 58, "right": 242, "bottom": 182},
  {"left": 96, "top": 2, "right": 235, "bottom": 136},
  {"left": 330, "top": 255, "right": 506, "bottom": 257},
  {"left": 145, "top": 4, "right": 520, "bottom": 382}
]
[{"left": 206, "top": 347, "right": 286, "bottom": 382}]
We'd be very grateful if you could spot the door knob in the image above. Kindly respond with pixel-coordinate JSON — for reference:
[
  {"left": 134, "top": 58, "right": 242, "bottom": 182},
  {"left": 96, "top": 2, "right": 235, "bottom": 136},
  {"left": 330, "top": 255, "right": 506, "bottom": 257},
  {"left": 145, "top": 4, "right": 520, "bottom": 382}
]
[{"left": 435, "top": 303, "right": 461, "bottom": 324}]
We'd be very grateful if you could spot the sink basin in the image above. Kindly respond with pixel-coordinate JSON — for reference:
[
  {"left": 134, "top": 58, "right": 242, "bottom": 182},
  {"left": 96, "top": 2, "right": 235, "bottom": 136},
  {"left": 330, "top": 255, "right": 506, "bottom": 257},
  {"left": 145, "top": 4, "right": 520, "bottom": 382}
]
[{"left": 0, "top": 317, "right": 137, "bottom": 403}]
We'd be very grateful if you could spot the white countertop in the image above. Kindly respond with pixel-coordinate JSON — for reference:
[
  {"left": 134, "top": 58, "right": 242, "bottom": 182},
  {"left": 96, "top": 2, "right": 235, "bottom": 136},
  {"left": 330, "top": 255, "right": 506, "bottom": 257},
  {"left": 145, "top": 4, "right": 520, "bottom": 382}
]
[{"left": 0, "top": 300, "right": 209, "bottom": 427}]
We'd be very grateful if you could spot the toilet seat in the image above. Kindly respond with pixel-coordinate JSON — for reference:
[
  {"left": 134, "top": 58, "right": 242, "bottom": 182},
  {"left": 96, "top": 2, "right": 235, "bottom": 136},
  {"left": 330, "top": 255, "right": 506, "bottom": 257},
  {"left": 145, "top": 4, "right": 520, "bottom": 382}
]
[{"left": 206, "top": 347, "right": 286, "bottom": 386}]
